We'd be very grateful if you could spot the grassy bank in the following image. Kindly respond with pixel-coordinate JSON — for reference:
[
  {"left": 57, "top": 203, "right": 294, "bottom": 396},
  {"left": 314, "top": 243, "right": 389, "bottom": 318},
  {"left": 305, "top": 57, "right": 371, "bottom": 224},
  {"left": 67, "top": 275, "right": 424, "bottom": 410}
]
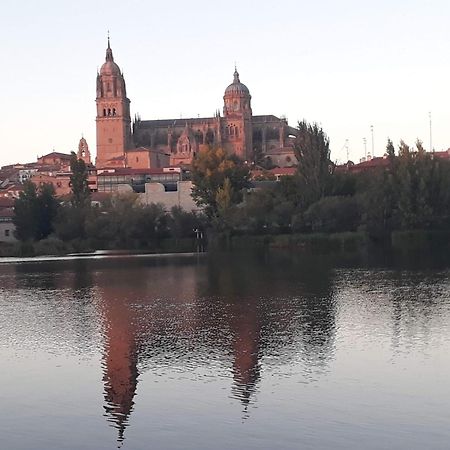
[
  {"left": 0, "top": 236, "right": 201, "bottom": 258},
  {"left": 3, "top": 229, "right": 449, "bottom": 258},
  {"left": 209, "top": 231, "right": 370, "bottom": 253}
]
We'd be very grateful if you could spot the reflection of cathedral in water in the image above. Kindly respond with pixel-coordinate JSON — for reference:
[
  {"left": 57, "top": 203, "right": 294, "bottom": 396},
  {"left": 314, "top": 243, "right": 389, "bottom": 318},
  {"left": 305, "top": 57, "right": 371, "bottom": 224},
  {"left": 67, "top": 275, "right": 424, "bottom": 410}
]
[{"left": 91, "top": 252, "right": 336, "bottom": 444}]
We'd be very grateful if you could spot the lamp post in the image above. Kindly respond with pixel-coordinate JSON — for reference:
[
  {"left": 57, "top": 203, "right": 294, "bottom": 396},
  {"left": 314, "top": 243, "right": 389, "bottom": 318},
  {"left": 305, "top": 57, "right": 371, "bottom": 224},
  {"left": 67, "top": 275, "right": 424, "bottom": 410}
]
[
  {"left": 363, "top": 137, "right": 367, "bottom": 159},
  {"left": 429, "top": 111, "right": 433, "bottom": 152},
  {"left": 370, "top": 125, "right": 374, "bottom": 158}
]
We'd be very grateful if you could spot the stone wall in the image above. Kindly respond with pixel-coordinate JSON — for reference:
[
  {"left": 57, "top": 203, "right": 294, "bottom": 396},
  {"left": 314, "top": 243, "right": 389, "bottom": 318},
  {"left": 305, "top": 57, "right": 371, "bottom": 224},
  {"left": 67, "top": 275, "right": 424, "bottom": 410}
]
[
  {"left": 0, "top": 221, "right": 17, "bottom": 243},
  {"left": 138, "top": 181, "right": 200, "bottom": 212}
]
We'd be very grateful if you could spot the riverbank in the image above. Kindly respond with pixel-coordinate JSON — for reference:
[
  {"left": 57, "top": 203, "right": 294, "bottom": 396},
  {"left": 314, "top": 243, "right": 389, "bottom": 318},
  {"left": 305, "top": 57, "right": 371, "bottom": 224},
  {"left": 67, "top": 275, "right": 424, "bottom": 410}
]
[
  {"left": 0, "top": 236, "right": 201, "bottom": 257},
  {"left": 2, "top": 229, "right": 450, "bottom": 258}
]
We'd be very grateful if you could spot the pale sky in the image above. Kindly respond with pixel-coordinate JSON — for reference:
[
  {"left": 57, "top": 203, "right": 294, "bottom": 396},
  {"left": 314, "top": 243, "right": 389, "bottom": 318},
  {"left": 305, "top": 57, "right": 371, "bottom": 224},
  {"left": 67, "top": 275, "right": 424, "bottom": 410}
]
[{"left": 1, "top": 0, "right": 449, "bottom": 167}]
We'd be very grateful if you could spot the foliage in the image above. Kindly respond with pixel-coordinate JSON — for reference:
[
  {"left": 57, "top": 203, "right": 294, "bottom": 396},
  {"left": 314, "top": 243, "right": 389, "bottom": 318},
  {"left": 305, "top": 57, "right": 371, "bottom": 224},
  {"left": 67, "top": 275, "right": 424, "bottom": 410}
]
[
  {"left": 357, "top": 169, "right": 396, "bottom": 237},
  {"left": 304, "top": 196, "right": 361, "bottom": 233},
  {"left": 191, "top": 146, "right": 250, "bottom": 218},
  {"left": 70, "top": 152, "right": 91, "bottom": 208},
  {"left": 168, "top": 206, "right": 206, "bottom": 240},
  {"left": 54, "top": 205, "right": 87, "bottom": 241},
  {"left": 294, "top": 120, "right": 332, "bottom": 208},
  {"left": 13, "top": 181, "right": 59, "bottom": 241}
]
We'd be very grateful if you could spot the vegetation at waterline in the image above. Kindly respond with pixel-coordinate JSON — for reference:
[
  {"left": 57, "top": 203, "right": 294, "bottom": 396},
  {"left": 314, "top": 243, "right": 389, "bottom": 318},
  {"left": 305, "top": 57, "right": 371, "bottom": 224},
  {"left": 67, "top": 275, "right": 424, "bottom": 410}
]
[
  {"left": 8, "top": 152, "right": 206, "bottom": 256},
  {"left": 5, "top": 121, "right": 450, "bottom": 256},
  {"left": 190, "top": 123, "right": 450, "bottom": 251}
]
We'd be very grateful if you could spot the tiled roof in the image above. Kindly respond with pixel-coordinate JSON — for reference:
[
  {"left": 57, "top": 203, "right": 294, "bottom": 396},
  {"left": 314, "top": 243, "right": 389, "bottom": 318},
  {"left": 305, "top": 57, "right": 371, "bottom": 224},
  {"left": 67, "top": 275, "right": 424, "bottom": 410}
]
[
  {"left": 39, "top": 152, "right": 72, "bottom": 159},
  {"left": 252, "top": 115, "right": 282, "bottom": 122},
  {"left": 0, "top": 198, "right": 14, "bottom": 208}
]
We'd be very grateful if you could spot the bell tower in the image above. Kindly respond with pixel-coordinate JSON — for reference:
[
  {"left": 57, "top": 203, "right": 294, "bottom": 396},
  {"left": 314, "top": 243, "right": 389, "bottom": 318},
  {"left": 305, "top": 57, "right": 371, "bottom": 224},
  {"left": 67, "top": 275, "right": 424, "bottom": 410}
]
[
  {"left": 96, "top": 38, "right": 131, "bottom": 167},
  {"left": 77, "top": 136, "right": 91, "bottom": 165}
]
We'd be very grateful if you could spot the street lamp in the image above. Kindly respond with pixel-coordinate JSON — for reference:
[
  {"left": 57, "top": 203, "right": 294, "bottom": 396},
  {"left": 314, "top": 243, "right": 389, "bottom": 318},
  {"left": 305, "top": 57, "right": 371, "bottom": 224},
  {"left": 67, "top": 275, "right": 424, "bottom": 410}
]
[{"left": 370, "top": 125, "right": 374, "bottom": 158}]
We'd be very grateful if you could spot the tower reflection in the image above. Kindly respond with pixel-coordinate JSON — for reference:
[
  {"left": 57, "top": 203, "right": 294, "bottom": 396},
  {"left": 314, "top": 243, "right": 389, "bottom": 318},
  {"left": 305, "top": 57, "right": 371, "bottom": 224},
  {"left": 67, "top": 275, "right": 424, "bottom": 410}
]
[{"left": 91, "top": 251, "right": 336, "bottom": 442}]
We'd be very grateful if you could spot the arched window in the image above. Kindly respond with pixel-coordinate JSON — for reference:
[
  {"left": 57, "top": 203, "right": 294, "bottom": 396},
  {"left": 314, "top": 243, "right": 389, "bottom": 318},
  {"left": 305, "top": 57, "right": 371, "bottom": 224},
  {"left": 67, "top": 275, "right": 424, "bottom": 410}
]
[
  {"left": 112, "top": 108, "right": 116, "bottom": 116},
  {"left": 103, "top": 108, "right": 106, "bottom": 116}
]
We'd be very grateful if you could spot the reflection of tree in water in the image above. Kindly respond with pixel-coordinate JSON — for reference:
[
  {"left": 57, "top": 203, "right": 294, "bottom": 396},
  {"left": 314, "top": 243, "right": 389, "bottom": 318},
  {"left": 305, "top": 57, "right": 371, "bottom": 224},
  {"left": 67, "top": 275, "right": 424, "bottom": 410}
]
[
  {"left": 201, "top": 250, "right": 337, "bottom": 408},
  {"left": 14, "top": 261, "right": 60, "bottom": 290},
  {"left": 386, "top": 270, "right": 449, "bottom": 353},
  {"left": 85, "top": 251, "right": 336, "bottom": 438}
]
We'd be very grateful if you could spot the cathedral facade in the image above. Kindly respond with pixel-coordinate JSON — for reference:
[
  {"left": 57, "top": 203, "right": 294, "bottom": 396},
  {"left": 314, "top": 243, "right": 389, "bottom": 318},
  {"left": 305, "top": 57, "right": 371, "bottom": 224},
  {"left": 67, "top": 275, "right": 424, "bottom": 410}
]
[{"left": 96, "top": 40, "right": 298, "bottom": 169}]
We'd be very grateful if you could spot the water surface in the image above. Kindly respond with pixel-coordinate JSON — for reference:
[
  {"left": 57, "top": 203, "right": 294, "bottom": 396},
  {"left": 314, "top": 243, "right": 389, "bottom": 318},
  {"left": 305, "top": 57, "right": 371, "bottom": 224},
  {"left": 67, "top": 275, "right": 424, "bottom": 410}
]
[{"left": 1, "top": 251, "right": 449, "bottom": 449}]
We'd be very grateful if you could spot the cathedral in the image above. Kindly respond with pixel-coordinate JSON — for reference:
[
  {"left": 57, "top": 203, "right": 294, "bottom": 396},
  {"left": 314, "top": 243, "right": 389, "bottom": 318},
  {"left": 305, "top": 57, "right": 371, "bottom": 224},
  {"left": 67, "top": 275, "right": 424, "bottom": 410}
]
[{"left": 96, "top": 39, "right": 298, "bottom": 169}]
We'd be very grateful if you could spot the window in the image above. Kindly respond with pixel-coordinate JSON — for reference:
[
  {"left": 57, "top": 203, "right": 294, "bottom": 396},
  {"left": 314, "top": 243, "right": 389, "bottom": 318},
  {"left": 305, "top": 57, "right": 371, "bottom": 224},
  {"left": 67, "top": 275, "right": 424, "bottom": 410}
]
[
  {"left": 5, "top": 229, "right": 10, "bottom": 237},
  {"left": 108, "top": 138, "right": 113, "bottom": 143}
]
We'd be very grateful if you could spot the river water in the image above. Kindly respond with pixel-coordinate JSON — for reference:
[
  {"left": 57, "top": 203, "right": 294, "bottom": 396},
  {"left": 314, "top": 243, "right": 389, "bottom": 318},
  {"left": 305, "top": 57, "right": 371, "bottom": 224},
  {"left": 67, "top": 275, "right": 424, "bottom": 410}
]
[{"left": 0, "top": 250, "right": 449, "bottom": 450}]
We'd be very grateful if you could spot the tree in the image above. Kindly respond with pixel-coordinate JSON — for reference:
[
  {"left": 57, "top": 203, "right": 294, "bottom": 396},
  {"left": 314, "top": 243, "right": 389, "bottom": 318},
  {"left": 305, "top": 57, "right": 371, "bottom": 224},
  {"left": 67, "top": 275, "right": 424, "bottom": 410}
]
[
  {"left": 386, "top": 138, "right": 395, "bottom": 161},
  {"left": 70, "top": 152, "right": 90, "bottom": 208},
  {"left": 191, "top": 146, "right": 250, "bottom": 218},
  {"left": 398, "top": 140, "right": 411, "bottom": 158},
  {"left": 294, "top": 120, "right": 332, "bottom": 208},
  {"left": 415, "top": 138, "right": 426, "bottom": 156},
  {"left": 13, "top": 181, "right": 39, "bottom": 241},
  {"left": 13, "top": 181, "right": 59, "bottom": 241},
  {"left": 38, "top": 183, "right": 59, "bottom": 239},
  {"left": 216, "top": 178, "right": 233, "bottom": 216},
  {"left": 168, "top": 206, "right": 204, "bottom": 242}
]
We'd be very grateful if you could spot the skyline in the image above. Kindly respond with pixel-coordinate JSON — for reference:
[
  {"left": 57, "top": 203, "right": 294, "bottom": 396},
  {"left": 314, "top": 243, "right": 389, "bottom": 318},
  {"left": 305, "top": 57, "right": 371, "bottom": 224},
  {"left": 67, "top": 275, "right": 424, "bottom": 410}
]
[{"left": 1, "top": 0, "right": 450, "bottom": 167}]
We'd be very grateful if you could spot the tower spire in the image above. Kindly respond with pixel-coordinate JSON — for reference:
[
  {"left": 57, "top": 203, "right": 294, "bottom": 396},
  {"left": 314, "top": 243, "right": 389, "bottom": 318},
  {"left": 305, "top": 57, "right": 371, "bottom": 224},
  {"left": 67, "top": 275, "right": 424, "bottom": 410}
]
[{"left": 106, "top": 31, "right": 113, "bottom": 62}]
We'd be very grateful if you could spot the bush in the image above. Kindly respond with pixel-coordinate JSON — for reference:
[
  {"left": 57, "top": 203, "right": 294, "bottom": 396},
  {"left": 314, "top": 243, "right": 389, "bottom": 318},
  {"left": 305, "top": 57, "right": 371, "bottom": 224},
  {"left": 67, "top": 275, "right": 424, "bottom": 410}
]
[
  {"left": 304, "top": 196, "right": 361, "bottom": 233},
  {"left": 33, "top": 237, "right": 69, "bottom": 256}
]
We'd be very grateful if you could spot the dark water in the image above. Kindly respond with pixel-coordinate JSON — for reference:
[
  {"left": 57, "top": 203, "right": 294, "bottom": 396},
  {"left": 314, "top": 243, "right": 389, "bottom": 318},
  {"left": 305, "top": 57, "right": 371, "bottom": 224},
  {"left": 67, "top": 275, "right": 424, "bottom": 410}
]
[{"left": 0, "top": 251, "right": 449, "bottom": 450}]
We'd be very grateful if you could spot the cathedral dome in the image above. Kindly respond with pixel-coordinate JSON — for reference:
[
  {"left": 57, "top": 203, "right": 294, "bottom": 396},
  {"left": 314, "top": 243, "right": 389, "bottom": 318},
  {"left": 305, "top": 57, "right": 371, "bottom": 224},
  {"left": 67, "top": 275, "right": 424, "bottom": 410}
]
[
  {"left": 100, "top": 60, "right": 121, "bottom": 76},
  {"left": 224, "top": 69, "right": 250, "bottom": 96}
]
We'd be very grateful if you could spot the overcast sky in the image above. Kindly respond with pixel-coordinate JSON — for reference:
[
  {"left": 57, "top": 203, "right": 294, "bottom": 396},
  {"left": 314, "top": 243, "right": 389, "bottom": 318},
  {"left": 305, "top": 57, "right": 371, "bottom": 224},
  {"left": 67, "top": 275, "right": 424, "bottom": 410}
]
[{"left": 1, "top": 0, "right": 449, "bottom": 167}]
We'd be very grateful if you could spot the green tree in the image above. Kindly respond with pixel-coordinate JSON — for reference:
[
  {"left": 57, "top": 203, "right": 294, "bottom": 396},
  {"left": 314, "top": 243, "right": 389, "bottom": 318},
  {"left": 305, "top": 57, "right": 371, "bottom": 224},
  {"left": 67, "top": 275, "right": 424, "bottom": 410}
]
[
  {"left": 38, "top": 183, "right": 59, "bottom": 239},
  {"left": 358, "top": 169, "right": 397, "bottom": 237},
  {"left": 13, "top": 181, "right": 59, "bottom": 241},
  {"left": 168, "top": 206, "right": 204, "bottom": 242},
  {"left": 304, "top": 196, "right": 361, "bottom": 233},
  {"left": 386, "top": 138, "right": 395, "bottom": 159},
  {"left": 415, "top": 138, "right": 426, "bottom": 156},
  {"left": 70, "top": 152, "right": 90, "bottom": 208},
  {"left": 13, "top": 181, "right": 39, "bottom": 241},
  {"left": 191, "top": 146, "right": 250, "bottom": 218},
  {"left": 216, "top": 178, "right": 233, "bottom": 216},
  {"left": 294, "top": 120, "right": 332, "bottom": 208}
]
